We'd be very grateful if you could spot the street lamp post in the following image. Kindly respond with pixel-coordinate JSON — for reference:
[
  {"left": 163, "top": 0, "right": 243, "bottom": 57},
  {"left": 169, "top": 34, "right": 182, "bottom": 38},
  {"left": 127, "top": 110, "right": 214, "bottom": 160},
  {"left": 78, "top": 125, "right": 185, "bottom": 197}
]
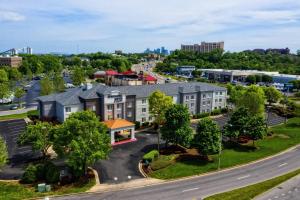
[{"left": 218, "top": 130, "right": 222, "bottom": 170}]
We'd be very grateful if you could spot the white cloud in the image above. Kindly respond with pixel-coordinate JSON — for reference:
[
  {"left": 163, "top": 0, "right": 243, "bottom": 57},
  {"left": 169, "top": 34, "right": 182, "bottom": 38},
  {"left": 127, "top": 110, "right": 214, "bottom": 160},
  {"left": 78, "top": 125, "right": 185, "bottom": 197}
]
[{"left": 0, "top": 10, "right": 25, "bottom": 22}]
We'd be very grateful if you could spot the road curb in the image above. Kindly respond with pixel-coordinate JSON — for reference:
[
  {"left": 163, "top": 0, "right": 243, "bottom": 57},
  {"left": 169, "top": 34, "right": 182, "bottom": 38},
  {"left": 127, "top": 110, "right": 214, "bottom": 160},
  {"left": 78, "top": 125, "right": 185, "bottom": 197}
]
[{"left": 138, "top": 160, "right": 148, "bottom": 178}]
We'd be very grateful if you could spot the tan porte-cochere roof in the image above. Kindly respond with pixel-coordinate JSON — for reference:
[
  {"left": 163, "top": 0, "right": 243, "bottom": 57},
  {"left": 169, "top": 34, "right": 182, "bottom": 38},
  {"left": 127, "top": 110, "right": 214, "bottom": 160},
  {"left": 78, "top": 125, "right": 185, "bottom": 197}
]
[{"left": 103, "top": 119, "right": 135, "bottom": 130}]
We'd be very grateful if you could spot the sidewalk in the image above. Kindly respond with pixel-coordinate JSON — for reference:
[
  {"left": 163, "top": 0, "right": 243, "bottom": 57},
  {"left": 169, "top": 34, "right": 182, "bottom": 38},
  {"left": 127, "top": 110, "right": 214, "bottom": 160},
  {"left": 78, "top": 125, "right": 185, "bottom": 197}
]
[
  {"left": 88, "top": 178, "right": 163, "bottom": 193},
  {"left": 255, "top": 174, "right": 300, "bottom": 200},
  {"left": 0, "top": 106, "right": 37, "bottom": 116}
]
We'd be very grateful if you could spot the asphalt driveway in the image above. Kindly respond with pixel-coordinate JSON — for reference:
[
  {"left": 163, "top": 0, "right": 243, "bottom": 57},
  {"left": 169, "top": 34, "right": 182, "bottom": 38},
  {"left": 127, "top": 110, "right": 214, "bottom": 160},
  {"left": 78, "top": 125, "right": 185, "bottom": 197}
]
[{"left": 93, "top": 131, "right": 159, "bottom": 184}]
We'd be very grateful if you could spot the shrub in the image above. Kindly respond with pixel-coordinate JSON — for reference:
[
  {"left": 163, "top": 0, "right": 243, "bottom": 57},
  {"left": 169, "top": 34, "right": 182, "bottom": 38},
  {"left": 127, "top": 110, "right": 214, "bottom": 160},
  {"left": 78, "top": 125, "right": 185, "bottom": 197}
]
[
  {"left": 45, "top": 162, "right": 60, "bottom": 184},
  {"left": 150, "top": 156, "right": 173, "bottom": 171},
  {"left": 194, "top": 112, "right": 210, "bottom": 119},
  {"left": 143, "top": 150, "right": 159, "bottom": 162},
  {"left": 35, "top": 163, "right": 46, "bottom": 180},
  {"left": 295, "top": 92, "right": 300, "bottom": 97},
  {"left": 142, "top": 122, "right": 150, "bottom": 127},
  {"left": 21, "top": 164, "right": 37, "bottom": 184},
  {"left": 221, "top": 107, "right": 229, "bottom": 113},
  {"left": 135, "top": 121, "right": 141, "bottom": 129},
  {"left": 211, "top": 109, "right": 221, "bottom": 116}
]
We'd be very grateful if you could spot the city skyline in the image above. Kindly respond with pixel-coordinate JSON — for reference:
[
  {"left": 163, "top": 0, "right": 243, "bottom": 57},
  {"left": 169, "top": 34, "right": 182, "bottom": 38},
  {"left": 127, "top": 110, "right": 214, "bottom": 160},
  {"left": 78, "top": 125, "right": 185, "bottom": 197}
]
[{"left": 1, "top": 0, "right": 300, "bottom": 53}]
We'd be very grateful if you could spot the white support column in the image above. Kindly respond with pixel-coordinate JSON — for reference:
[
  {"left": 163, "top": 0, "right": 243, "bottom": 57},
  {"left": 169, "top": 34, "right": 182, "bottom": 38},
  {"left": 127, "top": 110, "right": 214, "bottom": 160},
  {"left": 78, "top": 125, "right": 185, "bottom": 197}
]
[
  {"left": 130, "top": 128, "right": 135, "bottom": 140},
  {"left": 110, "top": 130, "right": 115, "bottom": 144}
]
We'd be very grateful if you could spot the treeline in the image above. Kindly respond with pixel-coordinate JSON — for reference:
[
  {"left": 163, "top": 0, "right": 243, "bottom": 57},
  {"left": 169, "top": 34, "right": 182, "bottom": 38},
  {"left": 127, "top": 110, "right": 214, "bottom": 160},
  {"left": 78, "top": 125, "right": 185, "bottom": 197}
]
[{"left": 155, "top": 49, "right": 300, "bottom": 75}]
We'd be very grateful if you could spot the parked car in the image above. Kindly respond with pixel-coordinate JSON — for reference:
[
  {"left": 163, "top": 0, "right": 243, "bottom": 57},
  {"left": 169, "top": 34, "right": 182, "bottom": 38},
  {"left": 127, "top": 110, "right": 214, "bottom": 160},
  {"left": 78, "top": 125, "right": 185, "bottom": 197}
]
[{"left": 10, "top": 105, "right": 18, "bottom": 110}]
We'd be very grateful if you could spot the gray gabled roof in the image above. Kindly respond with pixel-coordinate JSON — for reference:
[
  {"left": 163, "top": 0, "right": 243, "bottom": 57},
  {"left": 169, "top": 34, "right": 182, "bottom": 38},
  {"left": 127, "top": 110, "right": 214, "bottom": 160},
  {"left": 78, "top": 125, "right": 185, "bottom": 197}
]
[{"left": 36, "top": 82, "right": 226, "bottom": 106}]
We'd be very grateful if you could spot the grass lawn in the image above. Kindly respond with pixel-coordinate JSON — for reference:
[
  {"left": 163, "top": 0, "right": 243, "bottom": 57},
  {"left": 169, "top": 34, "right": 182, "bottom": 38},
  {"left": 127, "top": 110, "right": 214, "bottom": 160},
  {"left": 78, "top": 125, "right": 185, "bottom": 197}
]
[
  {"left": 204, "top": 168, "right": 300, "bottom": 200},
  {"left": 150, "top": 117, "right": 300, "bottom": 179},
  {"left": 0, "top": 113, "right": 28, "bottom": 121},
  {"left": 0, "top": 110, "right": 38, "bottom": 121},
  {"left": 0, "top": 179, "right": 95, "bottom": 200}
]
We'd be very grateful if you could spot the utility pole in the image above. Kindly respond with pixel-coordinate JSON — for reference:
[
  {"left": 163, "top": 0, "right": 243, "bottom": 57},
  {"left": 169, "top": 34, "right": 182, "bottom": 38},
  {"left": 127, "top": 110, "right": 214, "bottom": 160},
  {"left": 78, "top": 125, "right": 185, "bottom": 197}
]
[{"left": 218, "top": 130, "right": 222, "bottom": 170}]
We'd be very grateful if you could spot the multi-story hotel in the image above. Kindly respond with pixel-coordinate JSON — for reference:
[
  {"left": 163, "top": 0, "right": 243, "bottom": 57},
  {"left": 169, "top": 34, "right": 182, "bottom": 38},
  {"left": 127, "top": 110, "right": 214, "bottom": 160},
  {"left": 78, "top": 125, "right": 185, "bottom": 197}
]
[
  {"left": 181, "top": 41, "right": 224, "bottom": 53},
  {"left": 0, "top": 56, "right": 22, "bottom": 68},
  {"left": 36, "top": 82, "right": 227, "bottom": 144}
]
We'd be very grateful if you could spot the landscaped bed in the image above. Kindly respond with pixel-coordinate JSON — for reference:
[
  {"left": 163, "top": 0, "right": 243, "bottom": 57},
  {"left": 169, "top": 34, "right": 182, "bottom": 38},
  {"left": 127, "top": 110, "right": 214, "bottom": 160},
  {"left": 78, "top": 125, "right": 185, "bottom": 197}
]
[
  {"left": 148, "top": 117, "right": 300, "bottom": 179},
  {"left": 0, "top": 177, "right": 95, "bottom": 200}
]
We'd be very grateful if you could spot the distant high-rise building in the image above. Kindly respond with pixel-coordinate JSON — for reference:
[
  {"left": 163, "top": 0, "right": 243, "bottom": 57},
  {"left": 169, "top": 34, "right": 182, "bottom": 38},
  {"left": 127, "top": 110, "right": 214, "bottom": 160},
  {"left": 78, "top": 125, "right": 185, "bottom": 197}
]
[
  {"left": 181, "top": 41, "right": 224, "bottom": 53},
  {"left": 26, "top": 47, "right": 33, "bottom": 54}
]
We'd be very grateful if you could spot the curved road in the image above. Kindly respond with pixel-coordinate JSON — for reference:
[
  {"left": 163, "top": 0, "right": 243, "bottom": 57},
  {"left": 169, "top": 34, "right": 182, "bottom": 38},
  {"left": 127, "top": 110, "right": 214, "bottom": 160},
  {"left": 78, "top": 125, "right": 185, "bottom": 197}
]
[{"left": 55, "top": 146, "right": 300, "bottom": 200}]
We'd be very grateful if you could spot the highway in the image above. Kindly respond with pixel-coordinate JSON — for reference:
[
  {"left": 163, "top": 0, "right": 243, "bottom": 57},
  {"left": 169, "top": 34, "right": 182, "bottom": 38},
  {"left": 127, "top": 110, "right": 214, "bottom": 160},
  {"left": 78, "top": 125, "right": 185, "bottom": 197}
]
[
  {"left": 55, "top": 146, "right": 300, "bottom": 200},
  {"left": 132, "top": 61, "right": 168, "bottom": 84}
]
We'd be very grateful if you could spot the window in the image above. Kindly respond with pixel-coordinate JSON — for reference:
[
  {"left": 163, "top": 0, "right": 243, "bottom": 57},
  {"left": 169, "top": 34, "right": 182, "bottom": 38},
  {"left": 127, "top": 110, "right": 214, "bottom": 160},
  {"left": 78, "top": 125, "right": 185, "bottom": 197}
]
[
  {"left": 191, "top": 95, "right": 195, "bottom": 100},
  {"left": 127, "top": 111, "right": 132, "bottom": 117},
  {"left": 214, "top": 107, "right": 218, "bottom": 110},
  {"left": 142, "top": 99, "right": 147, "bottom": 104},
  {"left": 185, "top": 96, "right": 189, "bottom": 100},
  {"left": 149, "top": 116, "right": 153, "bottom": 121},
  {"left": 219, "top": 106, "right": 222, "bottom": 109},
  {"left": 219, "top": 99, "right": 222, "bottom": 102},
  {"left": 117, "top": 113, "right": 122, "bottom": 118},
  {"left": 107, "top": 104, "right": 113, "bottom": 111},
  {"left": 65, "top": 107, "right": 71, "bottom": 113},
  {"left": 215, "top": 92, "right": 218, "bottom": 95},
  {"left": 215, "top": 99, "right": 218, "bottom": 103},
  {"left": 202, "top": 101, "right": 206, "bottom": 105},
  {"left": 117, "top": 104, "right": 122, "bottom": 110},
  {"left": 191, "top": 103, "right": 194, "bottom": 107},
  {"left": 207, "top": 109, "right": 210, "bottom": 113},
  {"left": 207, "top": 101, "right": 211, "bottom": 104},
  {"left": 202, "top": 94, "right": 206, "bottom": 98},
  {"left": 90, "top": 105, "right": 96, "bottom": 111},
  {"left": 220, "top": 92, "right": 223, "bottom": 95},
  {"left": 142, "top": 117, "right": 146, "bottom": 122},
  {"left": 142, "top": 108, "right": 147, "bottom": 113},
  {"left": 127, "top": 102, "right": 132, "bottom": 108}
]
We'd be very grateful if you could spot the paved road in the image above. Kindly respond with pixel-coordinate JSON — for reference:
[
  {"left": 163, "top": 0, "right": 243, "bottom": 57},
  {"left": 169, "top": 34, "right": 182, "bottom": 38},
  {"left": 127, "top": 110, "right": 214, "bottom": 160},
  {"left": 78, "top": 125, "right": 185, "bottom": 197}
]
[
  {"left": 93, "top": 132, "right": 159, "bottom": 184},
  {"left": 132, "top": 61, "right": 167, "bottom": 84},
  {"left": 255, "top": 174, "right": 300, "bottom": 200},
  {"left": 55, "top": 146, "right": 300, "bottom": 200}
]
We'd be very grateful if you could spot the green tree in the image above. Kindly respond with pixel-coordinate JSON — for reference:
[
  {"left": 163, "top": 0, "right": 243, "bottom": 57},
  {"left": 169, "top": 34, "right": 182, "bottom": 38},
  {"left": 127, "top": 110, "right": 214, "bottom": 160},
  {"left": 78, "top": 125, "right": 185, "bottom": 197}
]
[
  {"left": 0, "top": 83, "right": 10, "bottom": 100},
  {"left": 262, "top": 75, "right": 273, "bottom": 83},
  {"left": 245, "top": 115, "right": 267, "bottom": 147},
  {"left": 0, "top": 69, "right": 8, "bottom": 83},
  {"left": 149, "top": 90, "right": 173, "bottom": 152},
  {"left": 0, "top": 136, "right": 8, "bottom": 169},
  {"left": 228, "top": 85, "right": 245, "bottom": 105},
  {"left": 246, "top": 75, "right": 256, "bottom": 84},
  {"left": 8, "top": 68, "right": 22, "bottom": 81},
  {"left": 238, "top": 85, "right": 265, "bottom": 115},
  {"left": 18, "top": 121, "right": 54, "bottom": 158},
  {"left": 161, "top": 104, "right": 193, "bottom": 147},
  {"left": 53, "top": 73, "right": 65, "bottom": 92},
  {"left": 193, "top": 118, "right": 221, "bottom": 156},
  {"left": 40, "top": 77, "right": 53, "bottom": 96},
  {"left": 53, "top": 111, "right": 111, "bottom": 177},
  {"left": 71, "top": 67, "right": 85, "bottom": 86},
  {"left": 264, "top": 86, "right": 283, "bottom": 106},
  {"left": 14, "top": 87, "right": 25, "bottom": 108},
  {"left": 224, "top": 107, "right": 252, "bottom": 140}
]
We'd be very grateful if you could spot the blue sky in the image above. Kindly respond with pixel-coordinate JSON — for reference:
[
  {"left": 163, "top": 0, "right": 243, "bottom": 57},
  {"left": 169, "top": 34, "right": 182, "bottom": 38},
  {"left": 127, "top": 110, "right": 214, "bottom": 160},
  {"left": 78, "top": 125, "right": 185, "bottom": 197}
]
[{"left": 1, "top": 0, "right": 300, "bottom": 54}]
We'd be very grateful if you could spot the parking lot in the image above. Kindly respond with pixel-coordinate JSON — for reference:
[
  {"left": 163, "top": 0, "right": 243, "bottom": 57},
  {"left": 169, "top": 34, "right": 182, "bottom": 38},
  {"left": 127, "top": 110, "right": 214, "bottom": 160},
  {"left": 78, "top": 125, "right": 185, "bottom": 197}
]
[{"left": 0, "top": 119, "right": 40, "bottom": 179}]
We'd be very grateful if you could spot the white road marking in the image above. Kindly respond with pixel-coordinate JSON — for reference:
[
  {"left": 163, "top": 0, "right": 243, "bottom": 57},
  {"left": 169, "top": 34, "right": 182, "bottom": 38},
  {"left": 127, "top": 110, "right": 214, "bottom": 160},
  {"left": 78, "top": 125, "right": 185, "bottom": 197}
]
[
  {"left": 182, "top": 187, "right": 199, "bottom": 193},
  {"left": 278, "top": 163, "right": 288, "bottom": 167},
  {"left": 237, "top": 175, "right": 250, "bottom": 180}
]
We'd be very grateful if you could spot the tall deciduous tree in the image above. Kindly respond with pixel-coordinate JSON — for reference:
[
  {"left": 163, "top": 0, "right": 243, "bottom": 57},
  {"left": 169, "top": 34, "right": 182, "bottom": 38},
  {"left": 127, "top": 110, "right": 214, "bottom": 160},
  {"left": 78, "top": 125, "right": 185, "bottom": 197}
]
[
  {"left": 53, "top": 73, "right": 65, "bottom": 93},
  {"left": 246, "top": 115, "right": 267, "bottom": 147},
  {"left": 238, "top": 85, "right": 265, "bottom": 116},
  {"left": 264, "top": 86, "right": 283, "bottom": 106},
  {"left": 149, "top": 90, "right": 173, "bottom": 152},
  {"left": 40, "top": 77, "right": 54, "bottom": 96},
  {"left": 0, "top": 69, "right": 8, "bottom": 83},
  {"left": 18, "top": 121, "right": 54, "bottom": 158},
  {"left": 71, "top": 67, "right": 85, "bottom": 86},
  {"left": 53, "top": 111, "right": 111, "bottom": 177},
  {"left": 14, "top": 87, "right": 25, "bottom": 108},
  {"left": 193, "top": 118, "right": 221, "bottom": 156},
  {"left": 161, "top": 104, "right": 193, "bottom": 147},
  {"left": 0, "top": 136, "right": 8, "bottom": 169},
  {"left": 0, "top": 83, "right": 10, "bottom": 100}
]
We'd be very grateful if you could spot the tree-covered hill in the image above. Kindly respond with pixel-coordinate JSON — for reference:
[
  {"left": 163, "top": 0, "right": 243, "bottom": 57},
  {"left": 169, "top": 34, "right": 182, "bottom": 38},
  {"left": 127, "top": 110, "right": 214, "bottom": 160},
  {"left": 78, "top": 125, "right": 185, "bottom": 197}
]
[{"left": 155, "top": 49, "right": 300, "bottom": 75}]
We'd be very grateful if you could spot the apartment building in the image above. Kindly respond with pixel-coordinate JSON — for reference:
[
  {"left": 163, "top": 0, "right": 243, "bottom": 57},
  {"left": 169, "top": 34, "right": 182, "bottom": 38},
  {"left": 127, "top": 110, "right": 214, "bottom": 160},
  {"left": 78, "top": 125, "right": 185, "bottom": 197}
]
[
  {"left": 36, "top": 82, "right": 227, "bottom": 123},
  {"left": 181, "top": 41, "right": 224, "bottom": 53},
  {"left": 0, "top": 56, "right": 22, "bottom": 67}
]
